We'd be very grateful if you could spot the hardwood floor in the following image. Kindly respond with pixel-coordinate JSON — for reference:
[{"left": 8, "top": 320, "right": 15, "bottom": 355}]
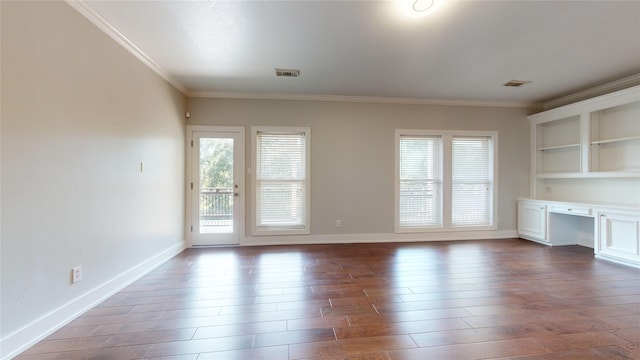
[{"left": 15, "top": 239, "right": 640, "bottom": 359}]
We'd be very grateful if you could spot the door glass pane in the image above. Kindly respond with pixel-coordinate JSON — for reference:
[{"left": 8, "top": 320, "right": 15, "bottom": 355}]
[{"left": 199, "top": 138, "right": 233, "bottom": 234}]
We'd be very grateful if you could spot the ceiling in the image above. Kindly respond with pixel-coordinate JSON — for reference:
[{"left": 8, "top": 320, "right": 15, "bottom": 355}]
[{"left": 76, "top": 0, "right": 640, "bottom": 106}]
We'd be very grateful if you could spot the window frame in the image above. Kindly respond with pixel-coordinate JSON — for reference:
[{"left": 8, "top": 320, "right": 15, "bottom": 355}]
[
  {"left": 251, "top": 126, "right": 311, "bottom": 236},
  {"left": 395, "top": 129, "right": 498, "bottom": 233}
]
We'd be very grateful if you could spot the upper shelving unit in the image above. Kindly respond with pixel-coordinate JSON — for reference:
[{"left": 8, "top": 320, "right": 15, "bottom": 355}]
[
  {"left": 528, "top": 85, "right": 640, "bottom": 181},
  {"left": 590, "top": 101, "right": 640, "bottom": 173},
  {"left": 535, "top": 115, "right": 581, "bottom": 175},
  {"left": 539, "top": 143, "right": 581, "bottom": 151},
  {"left": 591, "top": 136, "right": 640, "bottom": 145}
]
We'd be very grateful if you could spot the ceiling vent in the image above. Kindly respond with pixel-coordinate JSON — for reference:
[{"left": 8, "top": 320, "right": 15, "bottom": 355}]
[
  {"left": 503, "top": 80, "right": 532, "bottom": 87},
  {"left": 275, "top": 68, "right": 300, "bottom": 77}
]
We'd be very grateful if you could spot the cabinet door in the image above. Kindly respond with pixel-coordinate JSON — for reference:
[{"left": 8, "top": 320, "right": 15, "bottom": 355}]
[
  {"left": 597, "top": 210, "right": 640, "bottom": 264},
  {"left": 518, "top": 202, "right": 547, "bottom": 241}
]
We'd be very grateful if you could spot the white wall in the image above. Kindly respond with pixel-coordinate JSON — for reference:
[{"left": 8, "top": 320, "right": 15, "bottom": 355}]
[
  {"left": 187, "top": 98, "right": 532, "bottom": 244},
  {"left": 535, "top": 178, "right": 640, "bottom": 205},
  {"left": 1, "top": 2, "right": 186, "bottom": 357}
]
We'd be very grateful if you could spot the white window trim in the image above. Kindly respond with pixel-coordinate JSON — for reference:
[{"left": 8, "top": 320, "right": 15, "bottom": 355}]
[
  {"left": 251, "top": 126, "right": 311, "bottom": 236},
  {"left": 395, "top": 129, "right": 498, "bottom": 233}
]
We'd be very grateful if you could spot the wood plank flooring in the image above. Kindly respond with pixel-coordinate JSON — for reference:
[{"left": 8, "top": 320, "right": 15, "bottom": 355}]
[{"left": 15, "top": 239, "right": 640, "bottom": 359}]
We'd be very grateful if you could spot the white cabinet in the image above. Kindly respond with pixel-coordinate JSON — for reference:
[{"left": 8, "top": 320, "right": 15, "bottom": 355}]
[
  {"left": 596, "top": 209, "right": 640, "bottom": 267},
  {"left": 518, "top": 200, "right": 547, "bottom": 242},
  {"left": 518, "top": 199, "right": 596, "bottom": 247},
  {"left": 518, "top": 198, "right": 640, "bottom": 268},
  {"left": 521, "top": 85, "right": 640, "bottom": 268},
  {"left": 548, "top": 204, "right": 592, "bottom": 217}
]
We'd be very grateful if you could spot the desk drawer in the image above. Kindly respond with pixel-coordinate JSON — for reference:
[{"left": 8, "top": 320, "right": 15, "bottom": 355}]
[{"left": 549, "top": 205, "right": 592, "bottom": 216}]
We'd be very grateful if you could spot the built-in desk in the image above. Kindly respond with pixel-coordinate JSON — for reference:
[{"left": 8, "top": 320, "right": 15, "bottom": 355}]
[{"left": 517, "top": 198, "right": 640, "bottom": 268}]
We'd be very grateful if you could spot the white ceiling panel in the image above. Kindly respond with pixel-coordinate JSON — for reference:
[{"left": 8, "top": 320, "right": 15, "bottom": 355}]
[{"left": 79, "top": 0, "right": 640, "bottom": 105}]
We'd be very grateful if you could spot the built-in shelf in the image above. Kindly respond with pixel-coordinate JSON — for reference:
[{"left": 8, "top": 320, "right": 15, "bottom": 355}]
[
  {"left": 528, "top": 85, "right": 640, "bottom": 187},
  {"left": 522, "top": 86, "right": 640, "bottom": 269},
  {"left": 539, "top": 143, "right": 581, "bottom": 151},
  {"left": 537, "top": 171, "right": 640, "bottom": 179},
  {"left": 591, "top": 136, "right": 640, "bottom": 145}
]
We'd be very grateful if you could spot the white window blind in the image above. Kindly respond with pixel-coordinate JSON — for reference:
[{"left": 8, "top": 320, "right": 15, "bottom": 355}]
[
  {"left": 451, "top": 136, "right": 493, "bottom": 226},
  {"left": 399, "top": 136, "right": 442, "bottom": 227},
  {"left": 255, "top": 131, "right": 307, "bottom": 230}
]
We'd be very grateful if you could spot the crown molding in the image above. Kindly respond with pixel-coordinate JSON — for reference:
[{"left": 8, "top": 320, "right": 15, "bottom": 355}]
[
  {"left": 65, "top": 0, "right": 187, "bottom": 95},
  {"left": 187, "top": 91, "right": 539, "bottom": 109},
  {"left": 529, "top": 84, "right": 640, "bottom": 122},
  {"left": 543, "top": 73, "right": 640, "bottom": 110}
]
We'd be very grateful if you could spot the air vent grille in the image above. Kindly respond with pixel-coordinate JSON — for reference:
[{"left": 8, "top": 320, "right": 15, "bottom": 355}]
[
  {"left": 275, "top": 68, "right": 300, "bottom": 77},
  {"left": 503, "top": 80, "right": 532, "bottom": 87}
]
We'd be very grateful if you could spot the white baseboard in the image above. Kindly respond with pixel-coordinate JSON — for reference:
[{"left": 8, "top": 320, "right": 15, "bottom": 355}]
[
  {"left": 0, "top": 241, "right": 186, "bottom": 360},
  {"left": 241, "top": 230, "right": 518, "bottom": 246},
  {"left": 515, "top": 234, "right": 550, "bottom": 246},
  {"left": 595, "top": 254, "right": 640, "bottom": 269}
]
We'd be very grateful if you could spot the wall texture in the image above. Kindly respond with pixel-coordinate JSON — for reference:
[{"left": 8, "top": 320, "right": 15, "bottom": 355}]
[
  {"left": 1, "top": 2, "right": 186, "bottom": 357},
  {"left": 186, "top": 98, "right": 531, "bottom": 244}
]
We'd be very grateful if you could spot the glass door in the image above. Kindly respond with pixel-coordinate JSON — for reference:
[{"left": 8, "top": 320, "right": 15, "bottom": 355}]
[{"left": 189, "top": 127, "right": 244, "bottom": 246}]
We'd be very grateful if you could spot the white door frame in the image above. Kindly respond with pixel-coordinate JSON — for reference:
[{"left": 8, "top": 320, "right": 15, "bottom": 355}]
[{"left": 186, "top": 125, "right": 245, "bottom": 246}]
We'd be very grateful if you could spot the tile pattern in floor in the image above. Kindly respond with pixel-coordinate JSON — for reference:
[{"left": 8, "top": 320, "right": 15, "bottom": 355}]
[{"left": 14, "top": 239, "right": 640, "bottom": 359}]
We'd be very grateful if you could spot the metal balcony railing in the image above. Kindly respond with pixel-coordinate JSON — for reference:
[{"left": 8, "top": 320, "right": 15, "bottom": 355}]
[{"left": 200, "top": 187, "right": 233, "bottom": 221}]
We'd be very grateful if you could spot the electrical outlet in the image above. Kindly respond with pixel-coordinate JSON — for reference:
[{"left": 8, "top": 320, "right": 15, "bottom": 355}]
[
  {"left": 335, "top": 219, "right": 342, "bottom": 228},
  {"left": 72, "top": 266, "right": 82, "bottom": 284}
]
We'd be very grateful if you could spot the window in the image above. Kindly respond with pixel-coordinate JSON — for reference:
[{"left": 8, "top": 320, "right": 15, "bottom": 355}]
[
  {"left": 452, "top": 136, "right": 494, "bottom": 227},
  {"left": 396, "top": 130, "right": 497, "bottom": 232},
  {"left": 398, "top": 136, "right": 442, "bottom": 228},
  {"left": 252, "top": 127, "right": 310, "bottom": 235}
]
